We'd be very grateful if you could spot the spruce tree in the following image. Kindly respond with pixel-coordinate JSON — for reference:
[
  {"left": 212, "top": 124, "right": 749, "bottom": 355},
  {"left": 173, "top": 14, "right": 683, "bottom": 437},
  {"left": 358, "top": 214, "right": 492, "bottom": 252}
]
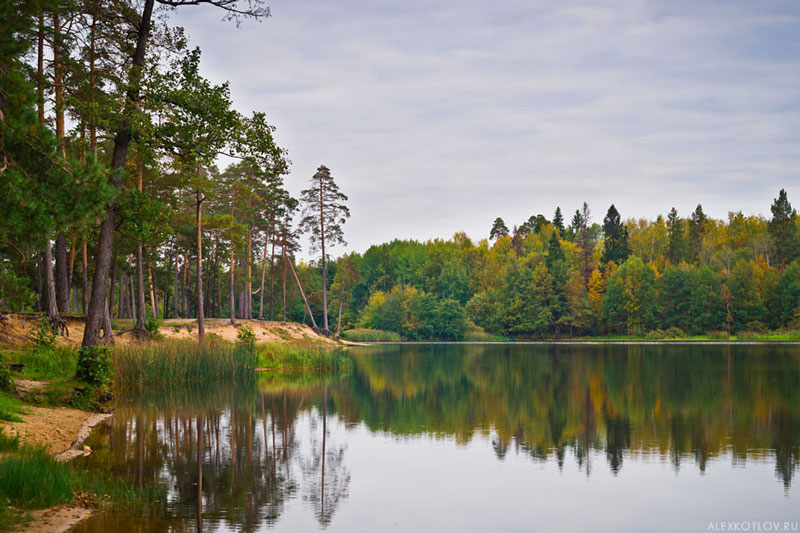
[
  {"left": 768, "top": 189, "right": 799, "bottom": 266},
  {"left": 552, "top": 207, "right": 565, "bottom": 233},
  {"left": 601, "top": 204, "right": 630, "bottom": 265}
]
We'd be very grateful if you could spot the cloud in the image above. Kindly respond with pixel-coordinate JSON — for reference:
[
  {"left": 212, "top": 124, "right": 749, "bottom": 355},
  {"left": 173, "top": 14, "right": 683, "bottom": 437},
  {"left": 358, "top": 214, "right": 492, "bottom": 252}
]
[{"left": 167, "top": 0, "right": 800, "bottom": 255}]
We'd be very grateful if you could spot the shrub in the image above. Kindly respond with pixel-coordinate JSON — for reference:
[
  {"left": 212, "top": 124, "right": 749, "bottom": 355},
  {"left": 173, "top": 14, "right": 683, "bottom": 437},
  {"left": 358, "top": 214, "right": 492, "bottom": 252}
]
[
  {"left": 644, "top": 329, "right": 663, "bottom": 340},
  {"left": 746, "top": 321, "right": 767, "bottom": 334},
  {"left": 236, "top": 325, "right": 256, "bottom": 353},
  {"left": 145, "top": 311, "right": 163, "bottom": 340},
  {"left": 664, "top": 327, "right": 685, "bottom": 339},
  {"left": 76, "top": 346, "right": 114, "bottom": 386},
  {"left": 0, "top": 353, "right": 12, "bottom": 392},
  {"left": 28, "top": 317, "right": 57, "bottom": 349}
]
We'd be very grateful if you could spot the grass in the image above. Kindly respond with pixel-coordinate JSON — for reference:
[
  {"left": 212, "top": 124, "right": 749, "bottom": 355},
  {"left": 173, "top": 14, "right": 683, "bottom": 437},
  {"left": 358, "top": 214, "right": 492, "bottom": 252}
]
[
  {"left": 0, "top": 446, "right": 74, "bottom": 508},
  {"left": 342, "top": 328, "right": 402, "bottom": 342},
  {"left": 258, "top": 343, "right": 352, "bottom": 372},
  {"left": 113, "top": 339, "right": 258, "bottom": 390},
  {"left": 7, "top": 346, "right": 78, "bottom": 381},
  {"left": 0, "top": 443, "right": 165, "bottom": 531},
  {"left": 0, "top": 428, "right": 19, "bottom": 452},
  {"left": 0, "top": 394, "right": 25, "bottom": 422}
]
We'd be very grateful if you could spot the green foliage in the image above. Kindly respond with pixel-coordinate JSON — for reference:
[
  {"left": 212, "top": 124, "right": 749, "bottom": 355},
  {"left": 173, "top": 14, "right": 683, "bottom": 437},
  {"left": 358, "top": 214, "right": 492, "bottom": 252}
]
[
  {"left": 76, "top": 346, "right": 113, "bottom": 386},
  {"left": 27, "top": 317, "right": 58, "bottom": 349},
  {"left": 0, "top": 354, "right": 11, "bottom": 393},
  {"left": 603, "top": 256, "right": 659, "bottom": 335},
  {"left": 0, "top": 447, "right": 73, "bottom": 509},
  {"left": 0, "top": 264, "right": 34, "bottom": 311},
  {"left": 12, "top": 346, "right": 78, "bottom": 381},
  {"left": 144, "top": 311, "right": 163, "bottom": 340},
  {"left": 358, "top": 285, "right": 467, "bottom": 340},
  {"left": 0, "top": 394, "right": 23, "bottom": 423},
  {"left": 236, "top": 325, "right": 256, "bottom": 352}
]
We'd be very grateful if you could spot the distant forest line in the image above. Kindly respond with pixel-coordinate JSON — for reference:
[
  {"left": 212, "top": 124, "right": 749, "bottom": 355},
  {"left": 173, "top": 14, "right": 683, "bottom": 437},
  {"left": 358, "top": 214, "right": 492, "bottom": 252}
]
[{"left": 2, "top": 2, "right": 799, "bottom": 341}]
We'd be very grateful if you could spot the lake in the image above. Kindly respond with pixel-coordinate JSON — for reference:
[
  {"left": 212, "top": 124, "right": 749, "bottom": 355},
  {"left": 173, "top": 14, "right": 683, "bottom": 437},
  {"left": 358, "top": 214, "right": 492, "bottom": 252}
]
[{"left": 73, "top": 343, "right": 800, "bottom": 532}]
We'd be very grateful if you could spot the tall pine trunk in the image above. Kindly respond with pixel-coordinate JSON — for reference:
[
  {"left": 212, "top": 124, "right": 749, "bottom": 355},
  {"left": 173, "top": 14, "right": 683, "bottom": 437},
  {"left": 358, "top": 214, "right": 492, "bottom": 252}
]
[
  {"left": 196, "top": 191, "right": 205, "bottom": 340},
  {"left": 319, "top": 181, "right": 329, "bottom": 332},
  {"left": 258, "top": 224, "right": 271, "bottom": 319},
  {"left": 173, "top": 248, "right": 180, "bottom": 318},
  {"left": 81, "top": 241, "right": 89, "bottom": 315},
  {"left": 82, "top": 0, "right": 155, "bottom": 347}
]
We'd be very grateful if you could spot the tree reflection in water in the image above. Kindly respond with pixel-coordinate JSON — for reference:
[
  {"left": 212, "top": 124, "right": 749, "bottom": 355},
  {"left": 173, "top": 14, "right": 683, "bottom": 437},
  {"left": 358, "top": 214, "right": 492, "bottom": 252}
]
[{"left": 74, "top": 343, "right": 799, "bottom": 531}]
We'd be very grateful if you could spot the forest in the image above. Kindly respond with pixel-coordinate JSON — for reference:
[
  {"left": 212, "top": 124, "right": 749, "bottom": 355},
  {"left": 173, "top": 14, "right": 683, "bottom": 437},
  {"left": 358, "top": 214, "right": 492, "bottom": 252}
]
[{"left": 2, "top": 1, "right": 800, "bottom": 343}]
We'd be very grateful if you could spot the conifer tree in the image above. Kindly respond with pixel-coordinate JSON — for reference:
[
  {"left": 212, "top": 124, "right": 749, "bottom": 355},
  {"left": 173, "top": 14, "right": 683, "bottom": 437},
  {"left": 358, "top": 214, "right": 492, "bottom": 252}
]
[
  {"left": 490, "top": 217, "right": 509, "bottom": 240},
  {"left": 601, "top": 204, "right": 630, "bottom": 266},
  {"left": 298, "top": 165, "right": 350, "bottom": 334},
  {"left": 768, "top": 189, "right": 799, "bottom": 266}
]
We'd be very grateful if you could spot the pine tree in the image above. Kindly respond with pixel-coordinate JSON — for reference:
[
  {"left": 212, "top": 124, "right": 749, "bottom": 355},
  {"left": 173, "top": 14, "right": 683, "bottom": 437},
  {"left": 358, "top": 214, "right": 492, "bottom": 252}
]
[
  {"left": 298, "top": 165, "right": 350, "bottom": 334},
  {"left": 490, "top": 217, "right": 509, "bottom": 240}
]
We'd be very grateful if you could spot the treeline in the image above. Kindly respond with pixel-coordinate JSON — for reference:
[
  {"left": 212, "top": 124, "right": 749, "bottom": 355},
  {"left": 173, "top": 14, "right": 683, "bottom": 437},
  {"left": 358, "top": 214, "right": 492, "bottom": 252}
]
[
  {"left": 321, "top": 193, "right": 800, "bottom": 339},
  {"left": 0, "top": 0, "right": 349, "bottom": 344}
]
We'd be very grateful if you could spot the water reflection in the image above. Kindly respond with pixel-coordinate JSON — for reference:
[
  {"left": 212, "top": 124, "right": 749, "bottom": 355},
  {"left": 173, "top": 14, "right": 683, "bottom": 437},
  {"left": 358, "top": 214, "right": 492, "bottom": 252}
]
[{"left": 74, "top": 344, "right": 800, "bottom": 531}]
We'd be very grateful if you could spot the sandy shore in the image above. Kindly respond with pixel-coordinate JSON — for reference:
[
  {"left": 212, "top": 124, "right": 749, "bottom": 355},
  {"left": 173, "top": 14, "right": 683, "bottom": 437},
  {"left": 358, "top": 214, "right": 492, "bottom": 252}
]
[{"left": 0, "top": 313, "right": 337, "bottom": 347}]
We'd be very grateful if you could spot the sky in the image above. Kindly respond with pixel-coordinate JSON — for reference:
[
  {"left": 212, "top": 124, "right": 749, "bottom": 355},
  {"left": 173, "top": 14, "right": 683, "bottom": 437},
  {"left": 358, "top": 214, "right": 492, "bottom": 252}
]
[{"left": 168, "top": 0, "right": 800, "bottom": 257}]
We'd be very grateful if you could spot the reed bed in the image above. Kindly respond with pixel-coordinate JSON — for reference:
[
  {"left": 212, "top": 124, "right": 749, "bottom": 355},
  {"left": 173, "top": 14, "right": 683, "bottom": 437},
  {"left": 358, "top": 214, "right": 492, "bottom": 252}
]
[
  {"left": 342, "top": 328, "right": 402, "bottom": 342},
  {"left": 259, "top": 344, "right": 352, "bottom": 372},
  {"left": 113, "top": 340, "right": 258, "bottom": 390}
]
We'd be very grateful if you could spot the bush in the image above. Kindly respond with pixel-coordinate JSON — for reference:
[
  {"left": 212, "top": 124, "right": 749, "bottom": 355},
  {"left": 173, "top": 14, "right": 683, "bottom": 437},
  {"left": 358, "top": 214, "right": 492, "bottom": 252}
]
[
  {"left": 664, "top": 326, "right": 685, "bottom": 339},
  {"left": 236, "top": 325, "right": 256, "bottom": 353},
  {"left": 644, "top": 329, "right": 664, "bottom": 340},
  {"left": 145, "top": 311, "right": 162, "bottom": 340},
  {"left": 76, "top": 345, "right": 114, "bottom": 386},
  {"left": 0, "top": 353, "right": 12, "bottom": 393},
  {"left": 745, "top": 321, "right": 767, "bottom": 334},
  {"left": 28, "top": 317, "right": 57, "bottom": 349}
]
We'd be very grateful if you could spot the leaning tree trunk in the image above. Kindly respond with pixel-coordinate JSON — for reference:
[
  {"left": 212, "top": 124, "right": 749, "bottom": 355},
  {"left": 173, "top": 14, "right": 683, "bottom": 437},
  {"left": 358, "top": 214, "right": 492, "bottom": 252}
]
[
  {"left": 336, "top": 299, "right": 343, "bottom": 337},
  {"left": 196, "top": 191, "right": 205, "bottom": 341},
  {"left": 289, "top": 259, "right": 319, "bottom": 331},
  {"left": 82, "top": 0, "right": 155, "bottom": 348}
]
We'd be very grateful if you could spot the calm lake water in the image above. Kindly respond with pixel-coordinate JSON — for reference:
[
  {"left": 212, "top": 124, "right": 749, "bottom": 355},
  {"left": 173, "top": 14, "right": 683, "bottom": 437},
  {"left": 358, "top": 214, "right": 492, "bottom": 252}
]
[{"left": 73, "top": 344, "right": 800, "bottom": 532}]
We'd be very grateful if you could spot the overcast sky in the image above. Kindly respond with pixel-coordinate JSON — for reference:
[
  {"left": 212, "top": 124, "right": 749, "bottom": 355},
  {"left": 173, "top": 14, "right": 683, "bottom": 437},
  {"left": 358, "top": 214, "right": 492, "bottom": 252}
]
[{"left": 169, "top": 0, "right": 800, "bottom": 256}]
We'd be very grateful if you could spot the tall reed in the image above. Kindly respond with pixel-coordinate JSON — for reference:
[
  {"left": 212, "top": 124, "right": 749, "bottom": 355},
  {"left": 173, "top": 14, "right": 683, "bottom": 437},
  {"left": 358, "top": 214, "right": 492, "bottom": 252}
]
[
  {"left": 113, "top": 340, "right": 257, "bottom": 390},
  {"left": 342, "top": 328, "right": 402, "bottom": 342}
]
